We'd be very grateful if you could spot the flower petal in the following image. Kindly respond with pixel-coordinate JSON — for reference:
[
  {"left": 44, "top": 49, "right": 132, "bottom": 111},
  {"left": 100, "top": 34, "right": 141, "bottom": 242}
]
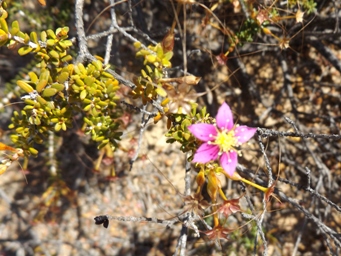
[
  {"left": 188, "top": 124, "right": 217, "bottom": 142},
  {"left": 192, "top": 143, "right": 219, "bottom": 163},
  {"left": 234, "top": 125, "right": 257, "bottom": 144},
  {"left": 219, "top": 151, "right": 238, "bottom": 176},
  {"left": 216, "top": 102, "right": 234, "bottom": 130}
]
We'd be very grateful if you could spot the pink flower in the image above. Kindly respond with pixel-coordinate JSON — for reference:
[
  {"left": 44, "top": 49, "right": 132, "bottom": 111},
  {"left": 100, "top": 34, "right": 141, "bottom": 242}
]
[{"left": 188, "top": 103, "right": 257, "bottom": 176}]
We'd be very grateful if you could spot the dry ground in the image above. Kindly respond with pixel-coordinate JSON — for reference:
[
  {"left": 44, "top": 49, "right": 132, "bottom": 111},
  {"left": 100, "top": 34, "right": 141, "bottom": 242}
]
[{"left": 1, "top": 0, "right": 341, "bottom": 255}]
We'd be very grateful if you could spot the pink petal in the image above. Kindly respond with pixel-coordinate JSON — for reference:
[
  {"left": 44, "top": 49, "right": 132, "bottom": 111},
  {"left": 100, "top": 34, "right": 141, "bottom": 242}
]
[
  {"left": 216, "top": 102, "right": 234, "bottom": 130},
  {"left": 219, "top": 151, "right": 238, "bottom": 176},
  {"left": 234, "top": 126, "right": 257, "bottom": 144},
  {"left": 192, "top": 143, "right": 219, "bottom": 163},
  {"left": 188, "top": 124, "right": 217, "bottom": 142}
]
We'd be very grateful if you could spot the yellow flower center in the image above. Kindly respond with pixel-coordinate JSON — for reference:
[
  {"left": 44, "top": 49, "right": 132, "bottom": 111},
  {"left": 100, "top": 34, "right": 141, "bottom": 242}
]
[{"left": 213, "top": 128, "right": 237, "bottom": 153}]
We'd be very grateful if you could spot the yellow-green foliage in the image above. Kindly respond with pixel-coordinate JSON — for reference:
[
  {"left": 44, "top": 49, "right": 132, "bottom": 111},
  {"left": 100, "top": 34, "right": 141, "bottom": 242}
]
[
  {"left": 0, "top": 3, "right": 122, "bottom": 156},
  {"left": 165, "top": 103, "right": 210, "bottom": 153},
  {"left": 131, "top": 42, "right": 173, "bottom": 111}
]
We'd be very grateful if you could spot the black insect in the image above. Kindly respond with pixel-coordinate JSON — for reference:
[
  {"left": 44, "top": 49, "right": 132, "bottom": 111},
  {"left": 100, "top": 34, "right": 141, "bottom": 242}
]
[{"left": 94, "top": 215, "right": 109, "bottom": 228}]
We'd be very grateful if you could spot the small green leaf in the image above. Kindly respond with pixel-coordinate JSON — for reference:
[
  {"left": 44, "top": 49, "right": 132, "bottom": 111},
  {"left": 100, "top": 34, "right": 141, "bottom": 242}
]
[
  {"left": 61, "top": 123, "right": 67, "bottom": 131},
  {"left": 183, "top": 132, "right": 191, "bottom": 140},
  {"left": 28, "top": 147, "right": 38, "bottom": 155},
  {"left": 36, "top": 51, "right": 50, "bottom": 61},
  {"left": 51, "top": 83, "right": 65, "bottom": 92},
  {"left": 18, "top": 46, "right": 33, "bottom": 56},
  {"left": 101, "top": 71, "right": 113, "bottom": 78},
  {"left": 10, "top": 20, "right": 20, "bottom": 35},
  {"left": 23, "top": 33, "right": 30, "bottom": 44},
  {"left": 155, "top": 87, "right": 167, "bottom": 97},
  {"left": 61, "top": 54, "right": 72, "bottom": 62},
  {"left": 146, "top": 65, "right": 152, "bottom": 73},
  {"left": 28, "top": 71, "right": 38, "bottom": 83},
  {"left": 41, "top": 31, "right": 47, "bottom": 42},
  {"left": 136, "top": 49, "right": 150, "bottom": 57},
  {"left": 141, "top": 69, "right": 148, "bottom": 78},
  {"left": 47, "top": 29, "right": 56, "bottom": 39},
  {"left": 156, "top": 44, "right": 163, "bottom": 58},
  {"left": 182, "top": 119, "right": 191, "bottom": 130},
  {"left": 93, "top": 60, "right": 103, "bottom": 71},
  {"left": 83, "top": 104, "right": 92, "bottom": 111},
  {"left": 84, "top": 117, "right": 93, "bottom": 126},
  {"left": 75, "top": 78, "right": 84, "bottom": 87},
  {"left": 0, "top": 29, "right": 8, "bottom": 46},
  {"left": 54, "top": 44, "right": 64, "bottom": 52},
  {"left": 46, "top": 101, "right": 55, "bottom": 110},
  {"left": 42, "top": 88, "right": 58, "bottom": 97},
  {"left": 93, "top": 70, "right": 100, "bottom": 78},
  {"left": 0, "top": 18, "right": 9, "bottom": 33},
  {"left": 50, "top": 118, "right": 59, "bottom": 123},
  {"left": 36, "top": 69, "right": 50, "bottom": 92},
  {"left": 46, "top": 39, "right": 56, "bottom": 47},
  {"left": 23, "top": 105, "right": 34, "bottom": 110},
  {"left": 29, "top": 115, "right": 41, "bottom": 125},
  {"left": 162, "top": 58, "right": 172, "bottom": 68},
  {"left": 57, "top": 72, "right": 69, "bottom": 83},
  {"left": 95, "top": 136, "right": 105, "bottom": 142},
  {"left": 164, "top": 51, "right": 173, "bottom": 61},
  {"left": 36, "top": 95, "right": 47, "bottom": 106},
  {"left": 24, "top": 99, "right": 37, "bottom": 106},
  {"left": 58, "top": 40, "right": 72, "bottom": 49},
  {"left": 10, "top": 135, "right": 19, "bottom": 143},
  {"left": 146, "top": 54, "right": 157, "bottom": 63},
  {"left": 49, "top": 50, "right": 59, "bottom": 59},
  {"left": 80, "top": 89, "right": 87, "bottom": 100},
  {"left": 98, "top": 139, "right": 110, "bottom": 149},
  {"left": 29, "top": 31, "right": 38, "bottom": 43},
  {"left": 77, "top": 63, "right": 87, "bottom": 75},
  {"left": 133, "top": 41, "right": 141, "bottom": 49},
  {"left": 17, "top": 80, "right": 34, "bottom": 93},
  {"left": 98, "top": 101, "right": 108, "bottom": 107},
  {"left": 84, "top": 76, "right": 95, "bottom": 86},
  {"left": 0, "top": 8, "right": 8, "bottom": 19},
  {"left": 55, "top": 123, "right": 62, "bottom": 132}
]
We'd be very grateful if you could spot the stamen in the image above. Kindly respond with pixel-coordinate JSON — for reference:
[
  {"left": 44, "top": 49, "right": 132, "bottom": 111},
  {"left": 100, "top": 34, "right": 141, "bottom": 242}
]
[{"left": 214, "top": 129, "right": 237, "bottom": 153}]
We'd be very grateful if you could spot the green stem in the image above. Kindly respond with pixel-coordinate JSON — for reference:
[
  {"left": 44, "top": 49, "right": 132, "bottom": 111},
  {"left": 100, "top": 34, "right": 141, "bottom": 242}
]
[{"left": 240, "top": 177, "right": 268, "bottom": 193}]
